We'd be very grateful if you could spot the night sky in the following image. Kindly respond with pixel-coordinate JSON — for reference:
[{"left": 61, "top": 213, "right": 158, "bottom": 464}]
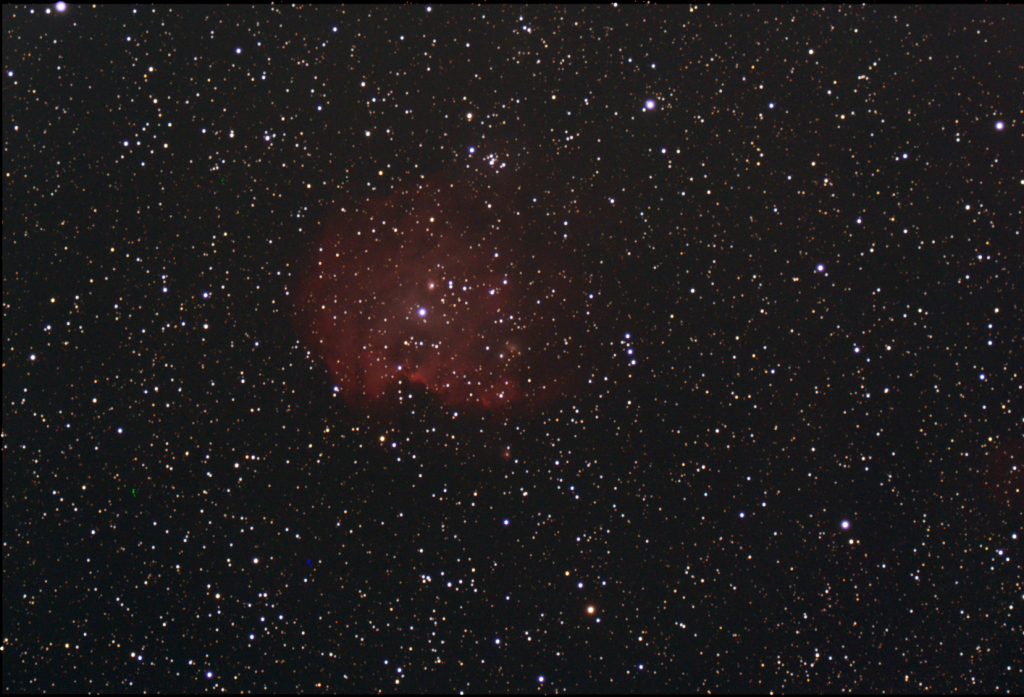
[{"left": 3, "top": 5, "right": 1021, "bottom": 693}]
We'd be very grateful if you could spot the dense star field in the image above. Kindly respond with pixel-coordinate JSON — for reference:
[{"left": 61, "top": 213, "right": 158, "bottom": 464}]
[{"left": 3, "top": 5, "right": 1020, "bottom": 693}]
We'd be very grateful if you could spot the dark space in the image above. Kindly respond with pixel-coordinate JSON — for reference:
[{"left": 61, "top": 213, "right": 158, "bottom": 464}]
[{"left": 3, "top": 5, "right": 1020, "bottom": 693}]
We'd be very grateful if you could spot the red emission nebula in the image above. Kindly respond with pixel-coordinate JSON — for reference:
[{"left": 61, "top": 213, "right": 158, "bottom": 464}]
[{"left": 293, "top": 164, "right": 610, "bottom": 415}]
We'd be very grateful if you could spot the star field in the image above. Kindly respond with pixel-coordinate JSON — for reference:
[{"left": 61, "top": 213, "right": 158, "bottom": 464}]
[{"left": 3, "top": 5, "right": 1021, "bottom": 693}]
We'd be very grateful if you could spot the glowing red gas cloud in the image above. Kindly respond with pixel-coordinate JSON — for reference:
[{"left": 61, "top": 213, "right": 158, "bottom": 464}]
[{"left": 293, "top": 163, "right": 609, "bottom": 415}]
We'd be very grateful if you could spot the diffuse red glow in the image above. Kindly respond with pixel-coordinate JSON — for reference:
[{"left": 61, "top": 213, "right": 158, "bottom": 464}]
[{"left": 293, "top": 168, "right": 600, "bottom": 416}]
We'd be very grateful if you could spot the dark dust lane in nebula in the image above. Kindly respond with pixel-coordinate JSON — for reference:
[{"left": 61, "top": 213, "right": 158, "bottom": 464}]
[{"left": 294, "top": 160, "right": 615, "bottom": 416}]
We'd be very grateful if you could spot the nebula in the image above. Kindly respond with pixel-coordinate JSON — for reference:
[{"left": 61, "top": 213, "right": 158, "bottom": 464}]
[
  {"left": 293, "top": 158, "right": 611, "bottom": 415},
  {"left": 982, "top": 438, "right": 1022, "bottom": 508}
]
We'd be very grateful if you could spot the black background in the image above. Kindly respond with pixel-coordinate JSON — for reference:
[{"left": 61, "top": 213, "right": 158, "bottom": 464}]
[{"left": 3, "top": 5, "right": 1021, "bottom": 693}]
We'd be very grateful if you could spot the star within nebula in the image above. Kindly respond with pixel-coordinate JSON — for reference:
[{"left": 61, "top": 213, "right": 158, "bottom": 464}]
[{"left": 293, "top": 165, "right": 610, "bottom": 416}]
